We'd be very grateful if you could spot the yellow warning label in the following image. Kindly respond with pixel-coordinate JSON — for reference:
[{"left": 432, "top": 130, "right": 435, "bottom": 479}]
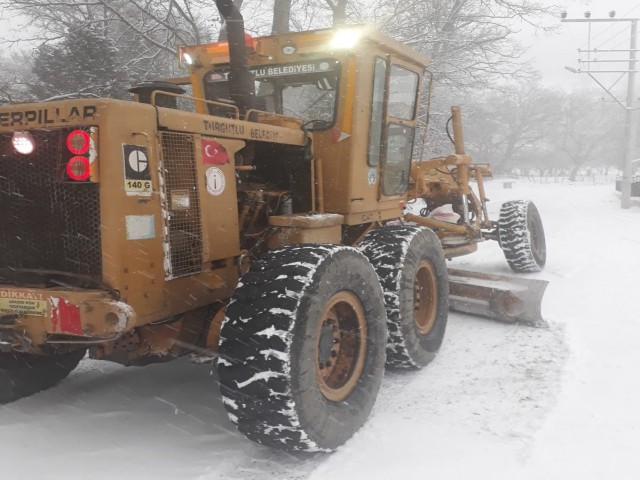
[{"left": 0, "top": 298, "right": 48, "bottom": 316}]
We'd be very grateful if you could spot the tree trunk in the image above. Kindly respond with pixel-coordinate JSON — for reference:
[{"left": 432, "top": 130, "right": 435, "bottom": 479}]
[
  {"left": 272, "top": 0, "right": 291, "bottom": 34},
  {"left": 569, "top": 165, "right": 579, "bottom": 182},
  {"left": 332, "top": 0, "right": 348, "bottom": 25}
]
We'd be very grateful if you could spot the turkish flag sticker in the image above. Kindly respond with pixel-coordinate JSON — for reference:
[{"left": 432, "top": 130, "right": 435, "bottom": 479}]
[{"left": 201, "top": 139, "right": 229, "bottom": 165}]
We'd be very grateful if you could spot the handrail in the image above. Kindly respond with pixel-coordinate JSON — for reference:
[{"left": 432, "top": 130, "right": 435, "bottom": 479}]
[{"left": 149, "top": 91, "right": 240, "bottom": 119}]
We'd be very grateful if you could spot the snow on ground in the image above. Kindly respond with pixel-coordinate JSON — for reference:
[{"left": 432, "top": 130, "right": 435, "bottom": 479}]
[{"left": 1, "top": 181, "right": 639, "bottom": 479}]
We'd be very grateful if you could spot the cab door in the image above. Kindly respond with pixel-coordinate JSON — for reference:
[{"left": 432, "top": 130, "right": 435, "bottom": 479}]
[{"left": 367, "top": 56, "right": 422, "bottom": 199}]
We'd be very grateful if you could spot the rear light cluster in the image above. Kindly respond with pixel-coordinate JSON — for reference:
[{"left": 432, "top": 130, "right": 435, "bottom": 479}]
[
  {"left": 65, "top": 129, "right": 92, "bottom": 181},
  {"left": 12, "top": 128, "right": 98, "bottom": 182}
]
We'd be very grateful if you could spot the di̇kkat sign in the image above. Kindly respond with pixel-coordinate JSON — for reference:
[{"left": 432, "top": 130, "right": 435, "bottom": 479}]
[{"left": 123, "top": 144, "right": 152, "bottom": 196}]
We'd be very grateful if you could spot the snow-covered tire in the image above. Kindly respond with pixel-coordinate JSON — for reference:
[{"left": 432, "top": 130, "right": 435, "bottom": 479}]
[
  {"left": 360, "top": 226, "right": 448, "bottom": 369},
  {"left": 498, "top": 200, "right": 546, "bottom": 273},
  {"left": 218, "top": 245, "right": 387, "bottom": 452},
  {"left": 0, "top": 348, "right": 86, "bottom": 404}
]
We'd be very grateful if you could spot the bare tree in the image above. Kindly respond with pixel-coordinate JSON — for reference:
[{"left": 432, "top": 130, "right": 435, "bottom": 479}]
[
  {"left": 365, "top": 0, "right": 553, "bottom": 90},
  {"left": 324, "top": 0, "right": 348, "bottom": 25},
  {"left": 1, "top": 0, "right": 558, "bottom": 115},
  {"left": 460, "top": 85, "right": 624, "bottom": 178},
  {"left": 464, "top": 84, "right": 562, "bottom": 173},
  {"left": 0, "top": 0, "right": 216, "bottom": 79},
  {"left": 553, "top": 91, "right": 623, "bottom": 181},
  {"left": 0, "top": 53, "right": 34, "bottom": 103},
  {"left": 2, "top": 0, "right": 554, "bottom": 86}
]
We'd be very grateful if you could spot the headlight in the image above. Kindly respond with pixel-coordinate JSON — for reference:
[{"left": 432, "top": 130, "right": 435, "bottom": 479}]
[
  {"left": 182, "top": 52, "right": 194, "bottom": 65},
  {"left": 330, "top": 28, "right": 364, "bottom": 49}
]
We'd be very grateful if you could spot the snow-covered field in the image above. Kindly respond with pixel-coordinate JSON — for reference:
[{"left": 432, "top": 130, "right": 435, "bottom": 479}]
[{"left": 1, "top": 181, "right": 639, "bottom": 479}]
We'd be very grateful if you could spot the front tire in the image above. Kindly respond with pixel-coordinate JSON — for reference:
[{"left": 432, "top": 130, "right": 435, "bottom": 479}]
[
  {"left": 360, "top": 226, "right": 449, "bottom": 369},
  {"left": 0, "top": 348, "right": 86, "bottom": 404},
  {"left": 218, "top": 245, "right": 387, "bottom": 452},
  {"left": 498, "top": 200, "right": 546, "bottom": 272}
]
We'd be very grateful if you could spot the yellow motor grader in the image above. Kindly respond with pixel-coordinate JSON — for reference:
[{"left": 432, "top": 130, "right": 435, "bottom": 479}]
[{"left": 0, "top": 0, "right": 547, "bottom": 452}]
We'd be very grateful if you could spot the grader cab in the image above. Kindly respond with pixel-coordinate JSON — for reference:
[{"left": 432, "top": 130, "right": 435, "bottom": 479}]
[{"left": 0, "top": 0, "right": 547, "bottom": 452}]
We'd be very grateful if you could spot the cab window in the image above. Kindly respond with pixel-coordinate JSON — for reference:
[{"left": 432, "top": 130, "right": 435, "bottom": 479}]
[
  {"left": 388, "top": 65, "right": 418, "bottom": 120},
  {"left": 203, "top": 60, "right": 339, "bottom": 130},
  {"left": 368, "top": 57, "right": 387, "bottom": 167}
]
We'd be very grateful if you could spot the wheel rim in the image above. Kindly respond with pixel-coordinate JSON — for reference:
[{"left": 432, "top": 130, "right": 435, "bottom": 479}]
[
  {"left": 315, "top": 291, "right": 367, "bottom": 402},
  {"left": 414, "top": 260, "right": 438, "bottom": 335}
]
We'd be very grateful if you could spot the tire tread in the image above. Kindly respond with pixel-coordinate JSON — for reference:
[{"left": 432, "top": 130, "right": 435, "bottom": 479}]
[
  {"left": 498, "top": 200, "right": 545, "bottom": 273},
  {"left": 218, "top": 244, "right": 381, "bottom": 452},
  {"left": 360, "top": 226, "right": 448, "bottom": 369}
]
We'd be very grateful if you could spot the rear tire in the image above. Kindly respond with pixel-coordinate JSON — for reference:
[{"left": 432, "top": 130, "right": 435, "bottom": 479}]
[
  {"left": 218, "top": 245, "right": 387, "bottom": 452},
  {"left": 0, "top": 348, "right": 86, "bottom": 404},
  {"left": 360, "top": 226, "right": 449, "bottom": 369},
  {"left": 498, "top": 200, "right": 546, "bottom": 272}
]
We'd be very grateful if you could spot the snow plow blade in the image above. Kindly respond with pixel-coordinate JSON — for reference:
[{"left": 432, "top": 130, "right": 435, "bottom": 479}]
[{"left": 447, "top": 269, "right": 548, "bottom": 326}]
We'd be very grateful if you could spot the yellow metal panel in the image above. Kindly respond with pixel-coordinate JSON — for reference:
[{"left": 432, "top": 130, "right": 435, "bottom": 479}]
[
  {"left": 156, "top": 107, "right": 307, "bottom": 146},
  {"left": 196, "top": 137, "right": 244, "bottom": 262}
]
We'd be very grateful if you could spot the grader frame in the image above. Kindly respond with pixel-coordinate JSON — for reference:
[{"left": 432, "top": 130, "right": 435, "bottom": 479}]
[{"left": 0, "top": 0, "right": 547, "bottom": 452}]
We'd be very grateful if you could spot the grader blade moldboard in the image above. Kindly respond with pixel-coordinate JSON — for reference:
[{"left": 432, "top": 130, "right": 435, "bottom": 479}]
[{"left": 447, "top": 268, "right": 548, "bottom": 326}]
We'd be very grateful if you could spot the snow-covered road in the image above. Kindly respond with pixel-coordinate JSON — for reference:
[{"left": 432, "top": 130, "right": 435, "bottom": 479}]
[{"left": 1, "top": 181, "right": 638, "bottom": 479}]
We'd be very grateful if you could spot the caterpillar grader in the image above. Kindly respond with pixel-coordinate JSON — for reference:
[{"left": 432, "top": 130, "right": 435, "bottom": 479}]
[{"left": 0, "top": 0, "right": 547, "bottom": 452}]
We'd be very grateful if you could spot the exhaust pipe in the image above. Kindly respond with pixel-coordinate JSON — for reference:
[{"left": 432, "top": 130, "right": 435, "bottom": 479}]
[{"left": 215, "top": 0, "right": 256, "bottom": 115}]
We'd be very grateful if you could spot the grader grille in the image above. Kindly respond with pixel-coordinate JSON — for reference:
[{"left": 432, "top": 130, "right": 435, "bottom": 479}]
[
  {"left": 0, "top": 128, "right": 102, "bottom": 277},
  {"left": 160, "top": 132, "right": 203, "bottom": 278}
]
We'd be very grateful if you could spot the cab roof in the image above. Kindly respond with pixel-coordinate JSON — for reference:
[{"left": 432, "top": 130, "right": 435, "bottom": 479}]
[{"left": 179, "top": 25, "right": 430, "bottom": 71}]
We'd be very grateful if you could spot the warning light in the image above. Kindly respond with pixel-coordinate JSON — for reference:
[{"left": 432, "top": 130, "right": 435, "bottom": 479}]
[
  {"left": 244, "top": 34, "right": 256, "bottom": 50},
  {"left": 66, "top": 156, "right": 90, "bottom": 181},
  {"left": 66, "top": 129, "right": 90, "bottom": 155},
  {"left": 12, "top": 131, "right": 35, "bottom": 155}
]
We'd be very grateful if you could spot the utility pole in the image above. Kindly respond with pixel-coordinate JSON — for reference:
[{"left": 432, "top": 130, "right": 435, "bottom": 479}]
[{"left": 562, "top": 13, "right": 639, "bottom": 209}]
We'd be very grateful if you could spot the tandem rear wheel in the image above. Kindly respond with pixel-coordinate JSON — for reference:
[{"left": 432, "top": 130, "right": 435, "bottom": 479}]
[
  {"left": 360, "top": 225, "right": 449, "bottom": 369},
  {"left": 218, "top": 245, "right": 387, "bottom": 452}
]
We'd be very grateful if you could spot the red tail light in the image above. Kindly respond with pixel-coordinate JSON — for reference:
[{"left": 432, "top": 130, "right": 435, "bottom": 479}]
[
  {"left": 66, "top": 156, "right": 90, "bottom": 181},
  {"left": 66, "top": 129, "right": 90, "bottom": 155}
]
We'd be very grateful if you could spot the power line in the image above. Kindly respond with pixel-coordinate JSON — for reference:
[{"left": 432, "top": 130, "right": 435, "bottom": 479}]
[{"left": 562, "top": 13, "right": 639, "bottom": 210}]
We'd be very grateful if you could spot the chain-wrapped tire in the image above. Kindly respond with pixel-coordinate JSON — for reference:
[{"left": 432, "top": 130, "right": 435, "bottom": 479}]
[
  {"left": 0, "top": 348, "right": 87, "bottom": 404},
  {"left": 498, "top": 200, "right": 546, "bottom": 273},
  {"left": 360, "top": 225, "right": 448, "bottom": 369},
  {"left": 218, "top": 245, "right": 387, "bottom": 452}
]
